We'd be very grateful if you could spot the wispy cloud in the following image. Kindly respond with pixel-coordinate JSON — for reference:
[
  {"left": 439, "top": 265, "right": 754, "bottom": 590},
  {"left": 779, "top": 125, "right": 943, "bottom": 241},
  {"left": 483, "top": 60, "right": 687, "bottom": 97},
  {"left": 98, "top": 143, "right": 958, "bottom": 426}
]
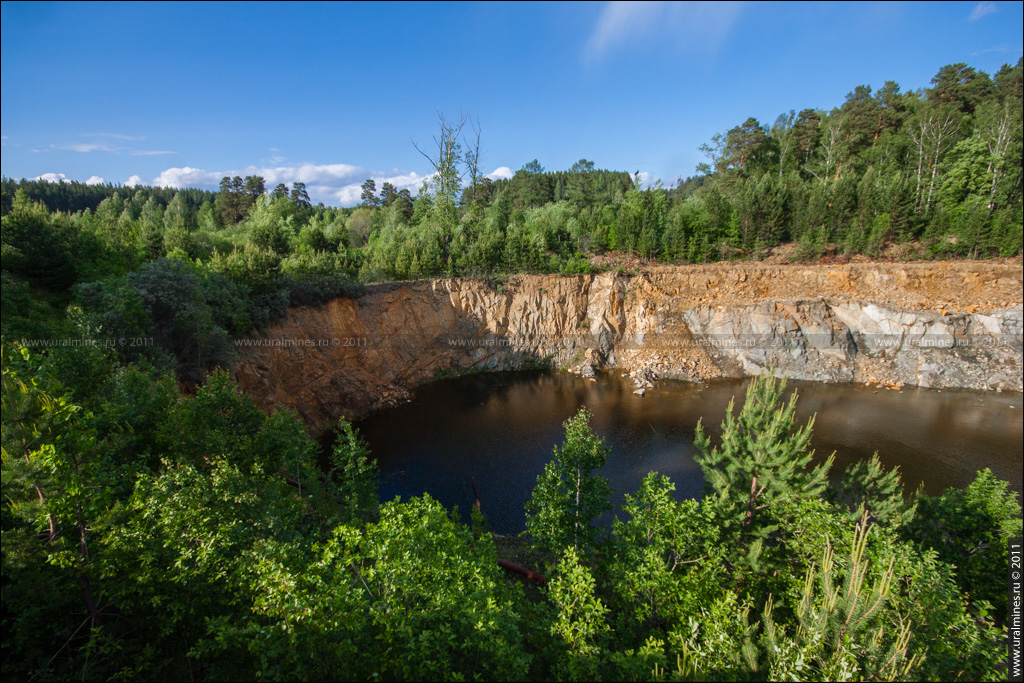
[
  {"left": 971, "top": 44, "right": 1011, "bottom": 56},
  {"left": 50, "top": 133, "right": 172, "bottom": 156},
  {"left": 583, "top": 0, "right": 744, "bottom": 63},
  {"left": 53, "top": 141, "right": 120, "bottom": 153},
  {"left": 259, "top": 147, "right": 289, "bottom": 164},
  {"left": 585, "top": 1, "right": 663, "bottom": 61},
  {"left": 82, "top": 132, "right": 146, "bottom": 141},
  {"left": 969, "top": 1, "right": 997, "bottom": 21}
]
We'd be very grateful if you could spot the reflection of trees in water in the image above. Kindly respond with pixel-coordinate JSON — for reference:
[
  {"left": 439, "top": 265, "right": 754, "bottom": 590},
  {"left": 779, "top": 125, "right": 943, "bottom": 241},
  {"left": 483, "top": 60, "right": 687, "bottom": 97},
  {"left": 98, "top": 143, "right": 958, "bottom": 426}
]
[
  {"left": 450, "top": 371, "right": 591, "bottom": 416},
  {"left": 437, "top": 371, "right": 526, "bottom": 410}
]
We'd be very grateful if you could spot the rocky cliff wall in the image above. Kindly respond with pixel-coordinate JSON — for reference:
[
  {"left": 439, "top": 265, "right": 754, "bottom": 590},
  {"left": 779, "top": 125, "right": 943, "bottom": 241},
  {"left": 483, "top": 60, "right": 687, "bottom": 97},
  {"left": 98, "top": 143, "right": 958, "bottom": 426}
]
[{"left": 233, "top": 261, "right": 1023, "bottom": 434}]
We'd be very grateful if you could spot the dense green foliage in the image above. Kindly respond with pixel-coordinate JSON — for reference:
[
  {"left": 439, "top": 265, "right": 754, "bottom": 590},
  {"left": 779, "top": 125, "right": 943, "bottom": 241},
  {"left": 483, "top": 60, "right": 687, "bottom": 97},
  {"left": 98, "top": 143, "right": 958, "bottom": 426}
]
[
  {"left": 2, "top": 58, "right": 1020, "bottom": 681},
  {"left": 903, "top": 468, "right": 1022, "bottom": 615},
  {"left": 0, "top": 176, "right": 217, "bottom": 216},
  {"left": 2, "top": 339, "right": 1016, "bottom": 681}
]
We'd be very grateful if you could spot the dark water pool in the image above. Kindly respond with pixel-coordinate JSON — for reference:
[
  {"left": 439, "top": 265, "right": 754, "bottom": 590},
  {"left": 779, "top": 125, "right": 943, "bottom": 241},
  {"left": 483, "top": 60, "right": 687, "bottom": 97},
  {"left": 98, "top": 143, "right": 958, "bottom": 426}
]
[{"left": 352, "top": 371, "right": 1022, "bottom": 535}]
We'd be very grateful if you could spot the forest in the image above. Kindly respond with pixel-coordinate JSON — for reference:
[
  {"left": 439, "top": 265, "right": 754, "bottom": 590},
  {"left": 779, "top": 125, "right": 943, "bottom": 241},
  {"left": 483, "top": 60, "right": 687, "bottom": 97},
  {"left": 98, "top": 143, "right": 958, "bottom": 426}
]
[{"left": 1, "top": 59, "right": 1022, "bottom": 681}]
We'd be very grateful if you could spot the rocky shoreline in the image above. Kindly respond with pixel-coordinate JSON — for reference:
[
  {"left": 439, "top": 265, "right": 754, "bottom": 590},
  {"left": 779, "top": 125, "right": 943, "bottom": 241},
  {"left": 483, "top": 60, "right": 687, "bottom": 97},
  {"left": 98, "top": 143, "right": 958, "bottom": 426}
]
[{"left": 233, "top": 260, "right": 1023, "bottom": 435}]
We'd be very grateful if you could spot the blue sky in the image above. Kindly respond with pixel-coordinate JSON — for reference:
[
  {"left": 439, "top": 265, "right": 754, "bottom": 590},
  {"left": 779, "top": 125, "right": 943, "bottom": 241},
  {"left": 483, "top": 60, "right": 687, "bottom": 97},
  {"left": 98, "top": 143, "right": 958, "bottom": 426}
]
[{"left": 2, "top": 1, "right": 1022, "bottom": 206}]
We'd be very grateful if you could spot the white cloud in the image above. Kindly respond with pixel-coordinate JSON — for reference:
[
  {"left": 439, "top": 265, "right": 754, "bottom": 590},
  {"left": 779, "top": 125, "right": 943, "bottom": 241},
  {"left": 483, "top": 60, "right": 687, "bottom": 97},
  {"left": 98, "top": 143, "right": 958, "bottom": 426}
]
[
  {"left": 153, "top": 167, "right": 224, "bottom": 188},
  {"left": 259, "top": 162, "right": 364, "bottom": 186},
  {"left": 583, "top": 1, "right": 743, "bottom": 62},
  {"left": 634, "top": 171, "right": 656, "bottom": 188},
  {"left": 33, "top": 172, "right": 72, "bottom": 183},
  {"left": 33, "top": 173, "right": 106, "bottom": 187},
  {"left": 488, "top": 166, "right": 514, "bottom": 180},
  {"left": 969, "top": 1, "right": 997, "bottom": 21},
  {"left": 335, "top": 185, "right": 368, "bottom": 206},
  {"left": 334, "top": 171, "right": 433, "bottom": 206},
  {"left": 29, "top": 161, "right": 496, "bottom": 206},
  {"left": 144, "top": 163, "right": 433, "bottom": 207}
]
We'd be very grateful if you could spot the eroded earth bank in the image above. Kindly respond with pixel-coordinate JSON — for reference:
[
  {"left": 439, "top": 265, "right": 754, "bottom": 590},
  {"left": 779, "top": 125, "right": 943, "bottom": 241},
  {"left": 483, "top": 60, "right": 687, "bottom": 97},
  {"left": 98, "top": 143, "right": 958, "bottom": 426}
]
[{"left": 233, "top": 260, "right": 1023, "bottom": 435}]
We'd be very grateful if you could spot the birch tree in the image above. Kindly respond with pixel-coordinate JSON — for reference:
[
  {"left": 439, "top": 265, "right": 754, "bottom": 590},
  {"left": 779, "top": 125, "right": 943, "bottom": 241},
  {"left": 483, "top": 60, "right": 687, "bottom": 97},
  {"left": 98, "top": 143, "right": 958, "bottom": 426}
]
[
  {"left": 977, "top": 100, "right": 1023, "bottom": 214},
  {"left": 525, "top": 408, "right": 612, "bottom": 557},
  {"left": 771, "top": 110, "right": 796, "bottom": 176},
  {"left": 910, "top": 110, "right": 960, "bottom": 212},
  {"left": 806, "top": 119, "right": 843, "bottom": 190}
]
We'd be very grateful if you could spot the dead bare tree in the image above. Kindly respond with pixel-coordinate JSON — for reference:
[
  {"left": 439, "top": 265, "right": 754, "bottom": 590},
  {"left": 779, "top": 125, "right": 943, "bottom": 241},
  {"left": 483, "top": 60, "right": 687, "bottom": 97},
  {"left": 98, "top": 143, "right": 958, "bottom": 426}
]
[
  {"left": 412, "top": 109, "right": 469, "bottom": 232},
  {"left": 463, "top": 116, "right": 484, "bottom": 205}
]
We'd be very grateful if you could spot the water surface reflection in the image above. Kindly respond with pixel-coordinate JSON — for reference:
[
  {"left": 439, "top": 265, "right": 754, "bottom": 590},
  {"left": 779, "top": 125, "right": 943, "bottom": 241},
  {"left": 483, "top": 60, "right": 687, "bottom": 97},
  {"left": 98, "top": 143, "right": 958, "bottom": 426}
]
[{"left": 354, "top": 371, "right": 1022, "bottom": 535}]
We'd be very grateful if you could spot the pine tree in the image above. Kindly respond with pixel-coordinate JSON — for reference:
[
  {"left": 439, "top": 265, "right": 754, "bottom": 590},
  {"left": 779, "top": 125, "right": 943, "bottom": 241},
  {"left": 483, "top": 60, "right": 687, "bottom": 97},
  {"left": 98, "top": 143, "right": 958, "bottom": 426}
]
[
  {"left": 693, "top": 369, "right": 833, "bottom": 566},
  {"left": 759, "top": 517, "right": 919, "bottom": 680},
  {"left": 290, "top": 182, "right": 311, "bottom": 210},
  {"left": 359, "top": 179, "right": 379, "bottom": 208},
  {"left": 830, "top": 453, "right": 912, "bottom": 526},
  {"left": 379, "top": 181, "right": 397, "bottom": 207}
]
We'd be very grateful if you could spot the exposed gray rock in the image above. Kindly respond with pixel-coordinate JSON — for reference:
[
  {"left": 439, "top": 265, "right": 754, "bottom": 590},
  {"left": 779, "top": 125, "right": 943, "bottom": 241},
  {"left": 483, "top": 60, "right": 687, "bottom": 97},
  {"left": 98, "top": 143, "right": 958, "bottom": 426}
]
[{"left": 235, "top": 265, "right": 1023, "bottom": 435}]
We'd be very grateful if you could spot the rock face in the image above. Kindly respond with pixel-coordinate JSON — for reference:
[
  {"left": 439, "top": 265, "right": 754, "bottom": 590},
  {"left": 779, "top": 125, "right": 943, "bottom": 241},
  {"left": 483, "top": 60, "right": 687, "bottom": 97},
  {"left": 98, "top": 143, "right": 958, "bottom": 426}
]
[{"left": 233, "top": 261, "right": 1023, "bottom": 434}]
